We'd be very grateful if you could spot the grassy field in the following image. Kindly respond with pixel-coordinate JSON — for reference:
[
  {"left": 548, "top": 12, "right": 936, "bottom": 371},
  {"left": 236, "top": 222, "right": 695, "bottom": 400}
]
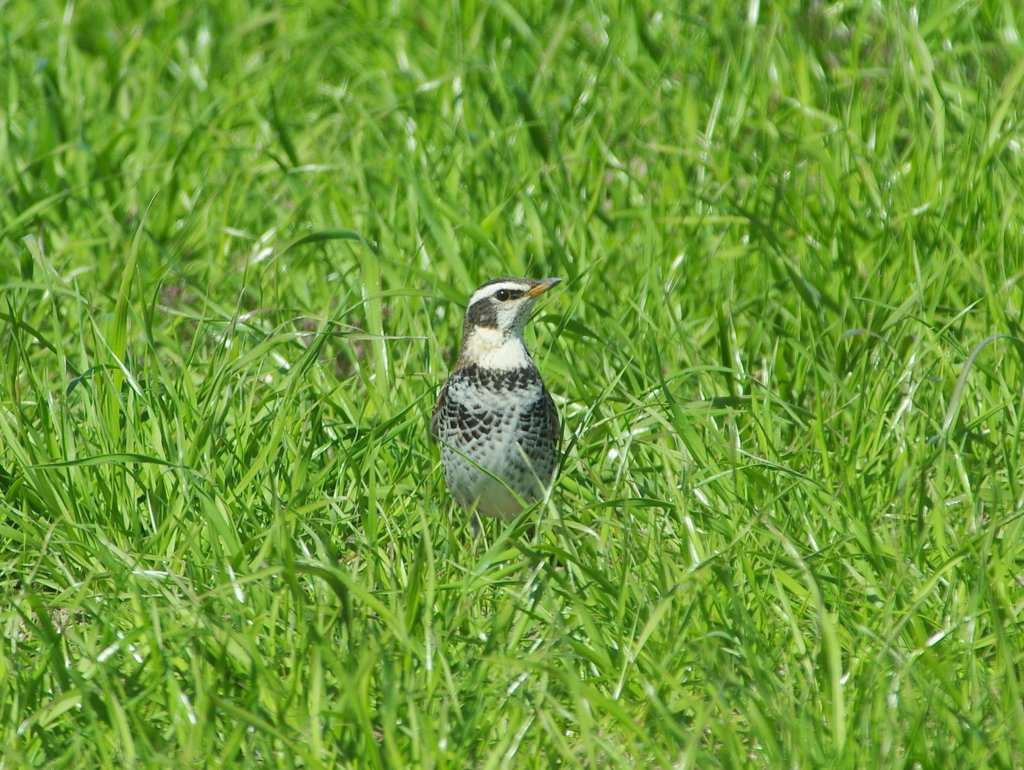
[{"left": 3, "top": 1, "right": 1024, "bottom": 767}]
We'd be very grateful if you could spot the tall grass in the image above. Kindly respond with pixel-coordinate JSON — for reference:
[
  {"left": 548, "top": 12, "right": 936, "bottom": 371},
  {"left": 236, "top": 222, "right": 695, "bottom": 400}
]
[{"left": 2, "top": 1, "right": 1023, "bottom": 767}]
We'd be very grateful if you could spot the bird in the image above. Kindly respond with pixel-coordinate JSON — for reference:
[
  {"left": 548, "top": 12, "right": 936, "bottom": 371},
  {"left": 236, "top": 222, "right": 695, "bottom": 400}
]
[{"left": 431, "top": 276, "right": 561, "bottom": 523}]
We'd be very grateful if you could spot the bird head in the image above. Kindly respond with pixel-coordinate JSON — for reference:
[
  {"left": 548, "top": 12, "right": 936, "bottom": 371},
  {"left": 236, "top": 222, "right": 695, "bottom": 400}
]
[{"left": 457, "top": 277, "right": 560, "bottom": 368}]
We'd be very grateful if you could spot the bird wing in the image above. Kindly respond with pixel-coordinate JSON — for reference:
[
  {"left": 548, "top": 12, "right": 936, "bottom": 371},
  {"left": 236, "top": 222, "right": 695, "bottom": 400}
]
[
  {"left": 429, "top": 381, "right": 449, "bottom": 442},
  {"left": 543, "top": 387, "right": 561, "bottom": 454},
  {"left": 520, "top": 386, "right": 561, "bottom": 483}
]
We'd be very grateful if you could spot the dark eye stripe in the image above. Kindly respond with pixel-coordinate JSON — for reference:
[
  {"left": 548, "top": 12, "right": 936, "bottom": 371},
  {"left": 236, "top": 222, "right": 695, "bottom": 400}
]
[
  {"left": 464, "top": 300, "right": 499, "bottom": 328},
  {"left": 494, "top": 289, "right": 523, "bottom": 301}
]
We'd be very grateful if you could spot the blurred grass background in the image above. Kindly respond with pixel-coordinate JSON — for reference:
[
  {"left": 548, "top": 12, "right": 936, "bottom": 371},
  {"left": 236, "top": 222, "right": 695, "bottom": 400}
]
[{"left": 2, "top": 1, "right": 1023, "bottom": 767}]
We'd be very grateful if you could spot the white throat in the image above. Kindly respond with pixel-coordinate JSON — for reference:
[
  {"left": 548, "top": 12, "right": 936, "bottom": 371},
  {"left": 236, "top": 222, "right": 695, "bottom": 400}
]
[{"left": 461, "top": 328, "right": 533, "bottom": 370}]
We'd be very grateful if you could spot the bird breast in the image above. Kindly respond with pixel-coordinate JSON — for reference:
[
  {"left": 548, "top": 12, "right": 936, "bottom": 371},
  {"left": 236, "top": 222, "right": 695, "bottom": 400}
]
[{"left": 458, "top": 329, "right": 532, "bottom": 370}]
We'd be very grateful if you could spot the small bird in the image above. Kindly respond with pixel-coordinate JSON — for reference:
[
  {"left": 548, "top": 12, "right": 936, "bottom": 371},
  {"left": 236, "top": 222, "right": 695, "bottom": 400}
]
[{"left": 431, "top": 276, "right": 561, "bottom": 522}]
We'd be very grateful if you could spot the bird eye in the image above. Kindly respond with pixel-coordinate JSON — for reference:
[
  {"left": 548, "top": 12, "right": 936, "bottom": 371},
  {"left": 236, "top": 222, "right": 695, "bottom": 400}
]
[{"left": 494, "top": 289, "right": 511, "bottom": 301}]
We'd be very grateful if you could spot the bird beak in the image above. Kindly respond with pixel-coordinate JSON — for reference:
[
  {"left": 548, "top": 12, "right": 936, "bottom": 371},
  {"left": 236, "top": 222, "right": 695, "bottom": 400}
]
[{"left": 524, "top": 278, "right": 561, "bottom": 298}]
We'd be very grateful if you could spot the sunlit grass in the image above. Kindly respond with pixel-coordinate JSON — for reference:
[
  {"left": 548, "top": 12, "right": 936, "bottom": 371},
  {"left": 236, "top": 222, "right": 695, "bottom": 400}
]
[{"left": 2, "top": 1, "right": 1023, "bottom": 767}]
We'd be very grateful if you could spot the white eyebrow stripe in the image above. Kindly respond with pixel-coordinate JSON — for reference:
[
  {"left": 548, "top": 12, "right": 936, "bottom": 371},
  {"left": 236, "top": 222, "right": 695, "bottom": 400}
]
[{"left": 467, "top": 281, "right": 530, "bottom": 307}]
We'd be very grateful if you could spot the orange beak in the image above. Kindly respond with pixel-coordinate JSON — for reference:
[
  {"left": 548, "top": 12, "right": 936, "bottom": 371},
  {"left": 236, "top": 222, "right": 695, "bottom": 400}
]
[{"left": 524, "top": 277, "right": 561, "bottom": 298}]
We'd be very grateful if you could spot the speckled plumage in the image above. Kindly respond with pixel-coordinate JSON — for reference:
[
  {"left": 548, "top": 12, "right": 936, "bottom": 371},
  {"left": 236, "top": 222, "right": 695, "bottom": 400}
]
[
  {"left": 432, "top": 365, "right": 559, "bottom": 519},
  {"left": 431, "top": 278, "right": 560, "bottom": 521}
]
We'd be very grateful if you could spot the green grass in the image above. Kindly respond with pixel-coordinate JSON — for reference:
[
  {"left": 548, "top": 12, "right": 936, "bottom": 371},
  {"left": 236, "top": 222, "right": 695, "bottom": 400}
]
[{"left": 2, "top": 0, "right": 1024, "bottom": 767}]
